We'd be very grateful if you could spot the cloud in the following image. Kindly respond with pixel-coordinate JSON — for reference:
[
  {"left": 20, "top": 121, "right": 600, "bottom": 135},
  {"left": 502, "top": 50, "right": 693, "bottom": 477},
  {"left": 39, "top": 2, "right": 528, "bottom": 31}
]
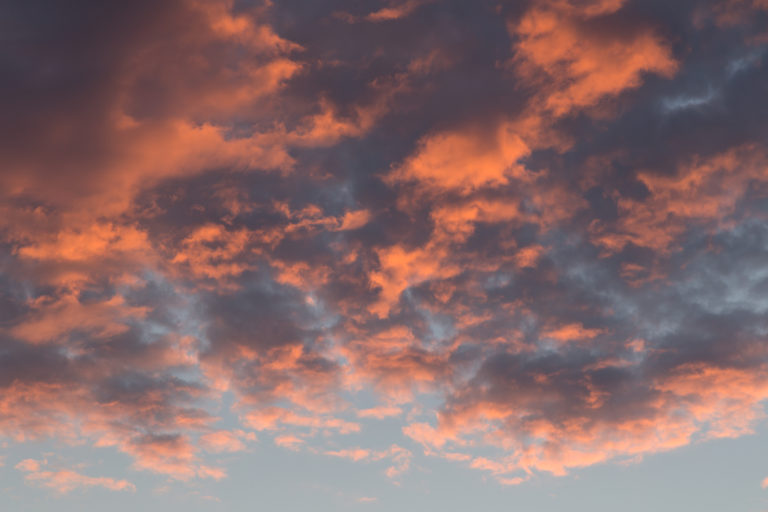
[
  {"left": 356, "top": 406, "right": 403, "bottom": 419},
  {"left": 324, "top": 445, "right": 412, "bottom": 479},
  {"left": 541, "top": 322, "right": 605, "bottom": 344},
  {"left": 590, "top": 145, "right": 768, "bottom": 255},
  {"left": 199, "top": 430, "right": 255, "bottom": 453},
  {"left": 1, "top": 0, "right": 767, "bottom": 494},
  {"left": 511, "top": 0, "right": 678, "bottom": 117},
  {"left": 274, "top": 434, "right": 305, "bottom": 450},
  {"left": 386, "top": 123, "right": 531, "bottom": 194},
  {"left": 16, "top": 459, "right": 136, "bottom": 494}
]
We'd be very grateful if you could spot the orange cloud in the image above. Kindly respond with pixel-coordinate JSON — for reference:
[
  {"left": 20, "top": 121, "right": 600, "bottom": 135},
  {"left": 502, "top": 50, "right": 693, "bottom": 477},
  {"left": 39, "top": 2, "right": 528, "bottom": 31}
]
[
  {"left": 387, "top": 123, "right": 530, "bottom": 194},
  {"left": 541, "top": 323, "right": 605, "bottom": 343},
  {"left": 369, "top": 243, "right": 459, "bottom": 317},
  {"left": 1, "top": 0, "right": 304, "bottom": 219},
  {"left": 512, "top": 0, "right": 678, "bottom": 117},
  {"left": 274, "top": 434, "right": 305, "bottom": 450},
  {"left": 408, "top": 360, "right": 768, "bottom": 478},
  {"left": 243, "top": 407, "right": 360, "bottom": 435},
  {"left": 337, "top": 0, "right": 433, "bottom": 23},
  {"left": 16, "top": 459, "right": 136, "bottom": 494},
  {"left": 171, "top": 223, "right": 253, "bottom": 282},
  {"left": 324, "top": 445, "right": 412, "bottom": 479},
  {"left": 199, "top": 430, "right": 254, "bottom": 453},
  {"left": 340, "top": 326, "right": 451, "bottom": 403},
  {"left": 2, "top": 0, "right": 767, "bottom": 495},
  {"left": 356, "top": 406, "right": 403, "bottom": 419},
  {"left": 123, "top": 434, "right": 224, "bottom": 480},
  {"left": 324, "top": 448, "right": 371, "bottom": 462},
  {"left": 710, "top": 0, "right": 768, "bottom": 27},
  {"left": 497, "top": 475, "right": 529, "bottom": 486},
  {"left": 590, "top": 146, "right": 768, "bottom": 255},
  {"left": 10, "top": 292, "right": 148, "bottom": 345},
  {"left": 402, "top": 422, "right": 456, "bottom": 450},
  {"left": 366, "top": 0, "right": 430, "bottom": 22},
  {"left": 16, "top": 222, "right": 151, "bottom": 263}
]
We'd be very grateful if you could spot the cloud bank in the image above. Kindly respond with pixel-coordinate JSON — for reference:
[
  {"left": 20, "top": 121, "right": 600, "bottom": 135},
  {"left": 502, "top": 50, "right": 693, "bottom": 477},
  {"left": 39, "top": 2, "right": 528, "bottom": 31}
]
[{"left": 1, "top": 0, "right": 768, "bottom": 493}]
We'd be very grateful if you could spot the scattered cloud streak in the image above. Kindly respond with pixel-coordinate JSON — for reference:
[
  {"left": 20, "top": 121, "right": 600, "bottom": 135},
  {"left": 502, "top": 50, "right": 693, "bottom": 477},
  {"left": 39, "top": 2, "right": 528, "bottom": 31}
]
[{"left": 15, "top": 459, "right": 136, "bottom": 494}]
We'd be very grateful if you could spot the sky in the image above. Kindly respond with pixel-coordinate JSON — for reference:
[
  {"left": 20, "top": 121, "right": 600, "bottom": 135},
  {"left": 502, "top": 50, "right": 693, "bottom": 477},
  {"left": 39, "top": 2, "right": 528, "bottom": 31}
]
[{"left": 1, "top": 0, "right": 768, "bottom": 510}]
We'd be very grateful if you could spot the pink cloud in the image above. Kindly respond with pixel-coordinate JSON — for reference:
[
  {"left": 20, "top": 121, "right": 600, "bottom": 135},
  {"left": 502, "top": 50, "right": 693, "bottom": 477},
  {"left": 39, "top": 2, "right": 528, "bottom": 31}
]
[
  {"left": 356, "top": 406, "right": 403, "bottom": 419},
  {"left": 200, "top": 430, "right": 253, "bottom": 453},
  {"left": 16, "top": 459, "right": 136, "bottom": 494},
  {"left": 274, "top": 434, "right": 305, "bottom": 450}
]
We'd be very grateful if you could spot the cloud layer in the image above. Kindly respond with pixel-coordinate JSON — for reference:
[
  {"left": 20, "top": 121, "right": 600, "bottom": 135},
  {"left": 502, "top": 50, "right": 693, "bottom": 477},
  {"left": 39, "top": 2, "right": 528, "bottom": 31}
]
[{"left": 2, "top": 0, "right": 768, "bottom": 495}]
